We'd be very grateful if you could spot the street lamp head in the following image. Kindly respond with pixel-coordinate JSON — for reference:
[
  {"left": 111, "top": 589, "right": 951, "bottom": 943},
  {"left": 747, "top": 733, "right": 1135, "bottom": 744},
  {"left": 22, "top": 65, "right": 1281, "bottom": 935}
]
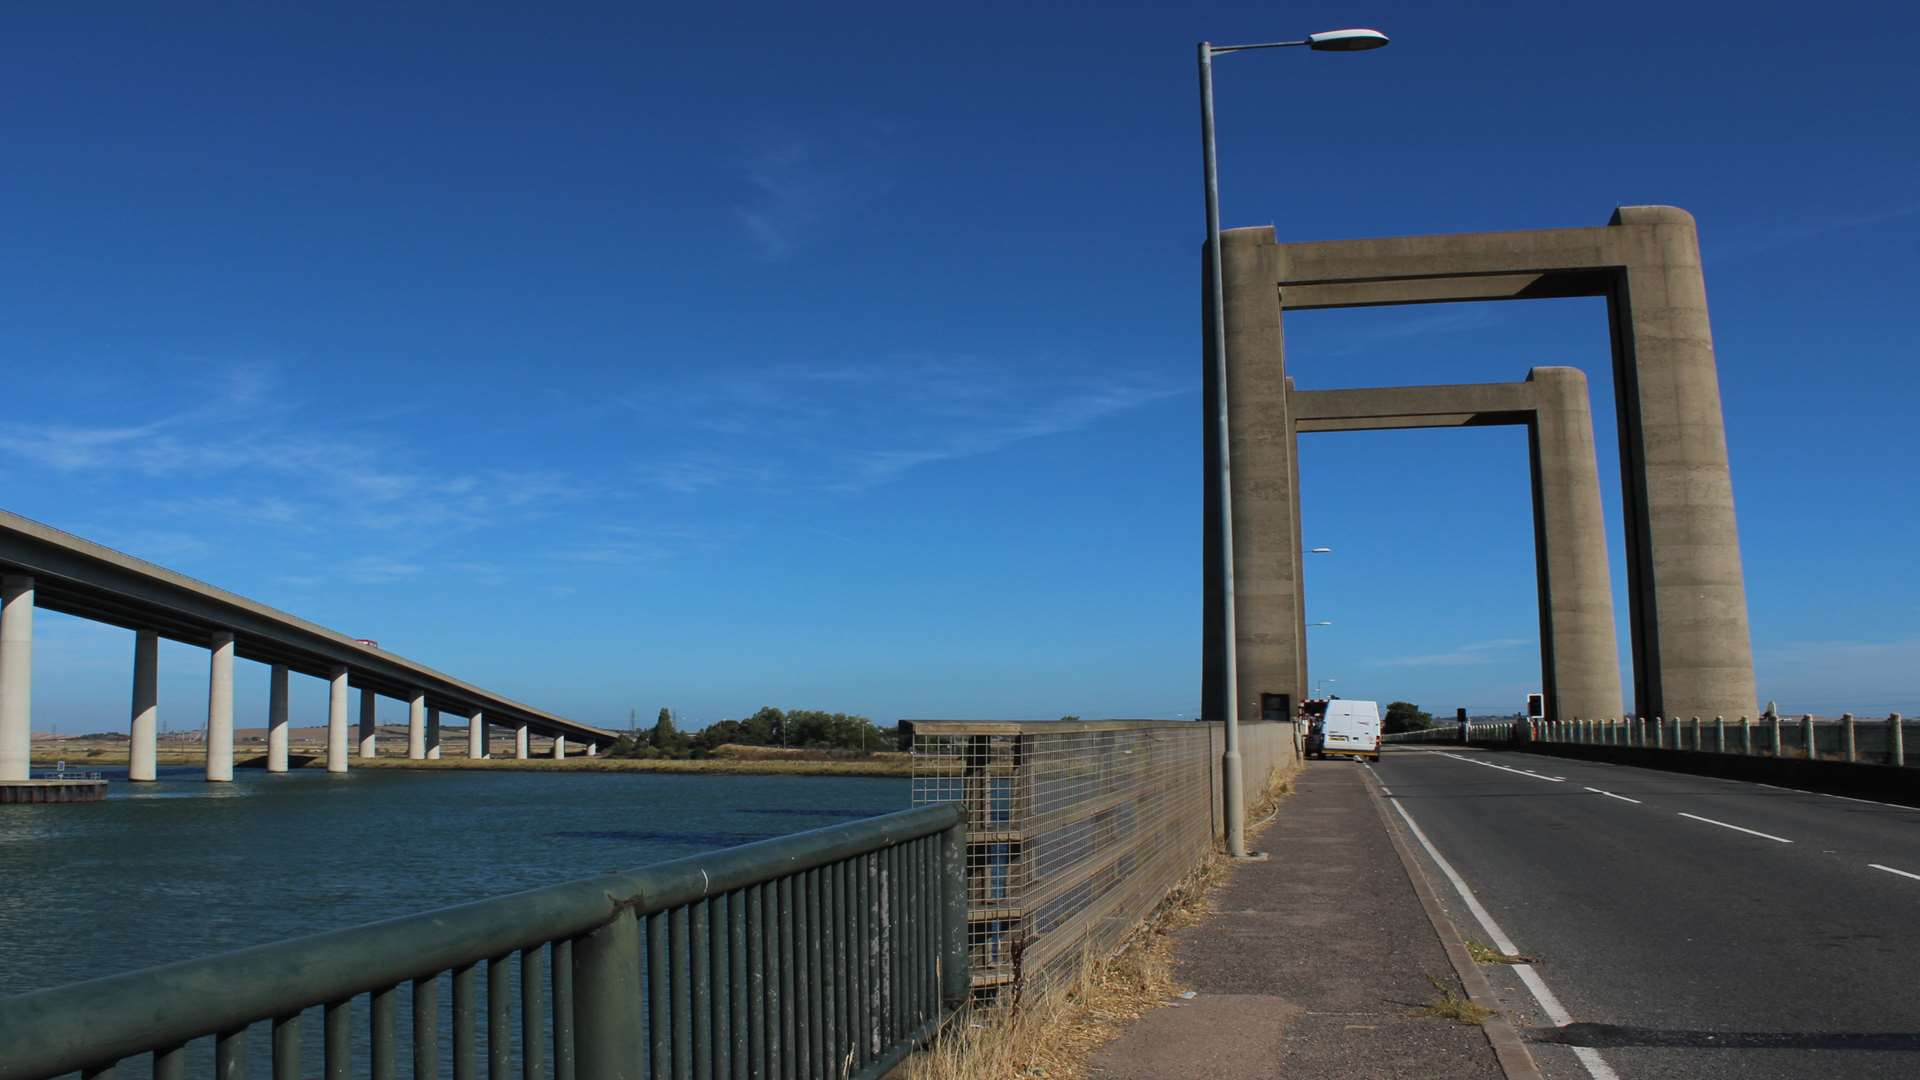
[
  {"left": 1307, "top": 28, "right": 1390, "bottom": 52},
  {"left": 1310, "top": 546, "right": 1333, "bottom": 553}
]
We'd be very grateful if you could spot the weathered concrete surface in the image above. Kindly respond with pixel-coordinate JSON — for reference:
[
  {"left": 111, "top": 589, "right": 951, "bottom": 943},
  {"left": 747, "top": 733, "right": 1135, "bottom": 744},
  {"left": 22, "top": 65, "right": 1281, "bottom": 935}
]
[
  {"left": 128, "top": 629, "right": 158, "bottom": 781},
  {"left": 1215, "top": 207, "right": 1756, "bottom": 724},
  {"left": 204, "top": 631, "right": 234, "bottom": 783},
  {"left": 0, "top": 779, "right": 107, "bottom": 803},
  {"left": 326, "top": 666, "right": 349, "bottom": 773},
  {"left": 468, "top": 709, "right": 486, "bottom": 759},
  {"left": 1091, "top": 764, "right": 1503, "bottom": 1080},
  {"left": 267, "top": 663, "right": 289, "bottom": 773}
]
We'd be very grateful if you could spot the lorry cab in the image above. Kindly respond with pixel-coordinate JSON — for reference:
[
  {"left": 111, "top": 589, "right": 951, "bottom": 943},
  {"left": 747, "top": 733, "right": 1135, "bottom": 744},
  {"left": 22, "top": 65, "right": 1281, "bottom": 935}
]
[{"left": 1315, "top": 699, "right": 1382, "bottom": 762}]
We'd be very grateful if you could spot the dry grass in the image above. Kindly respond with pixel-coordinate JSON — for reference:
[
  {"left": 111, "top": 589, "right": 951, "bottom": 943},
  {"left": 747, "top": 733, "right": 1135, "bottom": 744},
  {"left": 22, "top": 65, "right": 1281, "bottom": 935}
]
[
  {"left": 905, "top": 760, "right": 1301, "bottom": 1080},
  {"left": 1413, "top": 975, "right": 1497, "bottom": 1026},
  {"left": 1464, "top": 939, "right": 1536, "bottom": 966}
]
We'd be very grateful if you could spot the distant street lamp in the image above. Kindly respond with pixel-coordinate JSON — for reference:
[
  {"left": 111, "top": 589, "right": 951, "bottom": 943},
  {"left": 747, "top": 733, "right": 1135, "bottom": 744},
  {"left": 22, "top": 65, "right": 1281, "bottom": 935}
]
[
  {"left": 1311, "top": 547, "right": 1333, "bottom": 554},
  {"left": 1309, "top": 620, "right": 1333, "bottom": 627},
  {"left": 1203, "top": 28, "right": 1389, "bottom": 860}
]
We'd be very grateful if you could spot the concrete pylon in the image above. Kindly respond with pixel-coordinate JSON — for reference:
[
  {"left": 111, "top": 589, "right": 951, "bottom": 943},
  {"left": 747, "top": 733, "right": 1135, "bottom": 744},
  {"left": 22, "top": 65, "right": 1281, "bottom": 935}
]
[
  {"left": 553, "top": 734, "right": 567, "bottom": 760},
  {"left": 515, "top": 723, "right": 529, "bottom": 760},
  {"left": 267, "top": 664, "right": 289, "bottom": 773},
  {"left": 586, "top": 743, "right": 597, "bottom": 757},
  {"left": 0, "top": 576, "right": 32, "bottom": 783},
  {"left": 468, "top": 710, "right": 486, "bottom": 759},
  {"left": 129, "top": 629, "right": 159, "bottom": 782},
  {"left": 408, "top": 692, "right": 426, "bottom": 760},
  {"left": 205, "top": 631, "right": 235, "bottom": 783},
  {"left": 425, "top": 706, "right": 441, "bottom": 760},
  {"left": 1527, "top": 368, "right": 1625, "bottom": 724},
  {"left": 327, "top": 667, "right": 350, "bottom": 773},
  {"left": 358, "top": 687, "right": 378, "bottom": 758}
]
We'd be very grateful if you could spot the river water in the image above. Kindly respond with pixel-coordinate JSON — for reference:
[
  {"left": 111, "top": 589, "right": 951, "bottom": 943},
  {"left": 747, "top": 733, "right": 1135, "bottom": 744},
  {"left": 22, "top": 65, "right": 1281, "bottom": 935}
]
[{"left": 0, "top": 764, "right": 910, "bottom": 997}]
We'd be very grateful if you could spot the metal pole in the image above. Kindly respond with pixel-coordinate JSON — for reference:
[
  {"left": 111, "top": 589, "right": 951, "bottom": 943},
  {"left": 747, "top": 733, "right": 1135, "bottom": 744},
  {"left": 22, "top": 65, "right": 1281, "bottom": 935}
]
[{"left": 1201, "top": 41, "right": 1249, "bottom": 860}]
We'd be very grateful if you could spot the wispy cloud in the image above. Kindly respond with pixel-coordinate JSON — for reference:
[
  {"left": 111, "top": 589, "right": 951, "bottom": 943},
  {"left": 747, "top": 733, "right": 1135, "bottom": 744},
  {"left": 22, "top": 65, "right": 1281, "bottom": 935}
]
[
  {"left": 1708, "top": 199, "right": 1920, "bottom": 263},
  {"left": 630, "top": 357, "right": 1186, "bottom": 496},
  {"left": 546, "top": 524, "right": 725, "bottom": 567},
  {"left": 733, "top": 136, "right": 889, "bottom": 262},
  {"left": 1377, "top": 637, "right": 1531, "bottom": 668}
]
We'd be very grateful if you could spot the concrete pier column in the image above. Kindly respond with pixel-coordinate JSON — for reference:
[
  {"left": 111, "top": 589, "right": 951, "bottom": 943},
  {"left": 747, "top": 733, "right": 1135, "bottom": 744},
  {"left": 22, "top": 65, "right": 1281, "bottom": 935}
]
[
  {"left": 468, "top": 710, "right": 486, "bottom": 759},
  {"left": 515, "top": 723, "right": 529, "bottom": 760},
  {"left": 267, "top": 664, "right": 290, "bottom": 773},
  {"left": 205, "top": 631, "right": 235, "bottom": 783},
  {"left": 586, "top": 743, "right": 597, "bottom": 757},
  {"left": 553, "top": 734, "right": 567, "bottom": 760},
  {"left": 1526, "top": 367, "right": 1625, "bottom": 726},
  {"left": 358, "top": 688, "right": 378, "bottom": 757},
  {"left": 408, "top": 692, "right": 426, "bottom": 760},
  {"left": 129, "top": 629, "right": 159, "bottom": 782},
  {"left": 327, "top": 667, "right": 349, "bottom": 773},
  {"left": 426, "top": 706, "right": 441, "bottom": 760},
  {"left": 0, "top": 576, "right": 34, "bottom": 783}
]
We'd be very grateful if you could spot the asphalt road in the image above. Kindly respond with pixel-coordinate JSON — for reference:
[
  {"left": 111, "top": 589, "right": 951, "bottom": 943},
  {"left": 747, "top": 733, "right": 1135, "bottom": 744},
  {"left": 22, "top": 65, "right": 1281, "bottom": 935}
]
[{"left": 1370, "top": 746, "right": 1920, "bottom": 1080}]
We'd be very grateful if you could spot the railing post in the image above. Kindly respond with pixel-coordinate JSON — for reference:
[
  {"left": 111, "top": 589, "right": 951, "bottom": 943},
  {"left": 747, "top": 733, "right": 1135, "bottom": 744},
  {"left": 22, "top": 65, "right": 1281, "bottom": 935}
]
[
  {"left": 1654, "top": 716, "right": 1664, "bottom": 750},
  {"left": 1803, "top": 714, "right": 1817, "bottom": 760},
  {"left": 573, "top": 911, "right": 644, "bottom": 1080},
  {"left": 1691, "top": 716, "right": 1701, "bottom": 751},
  {"left": 1741, "top": 716, "right": 1751, "bottom": 755},
  {"left": 940, "top": 817, "right": 971, "bottom": 1013},
  {"left": 1892, "top": 713, "right": 1906, "bottom": 767},
  {"left": 1771, "top": 714, "right": 1783, "bottom": 757},
  {"left": 1842, "top": 713, "right": 1856, "bottom": 763},
  {"left": 1715, "top": 716, "right": 1726, "bottom": 754}
]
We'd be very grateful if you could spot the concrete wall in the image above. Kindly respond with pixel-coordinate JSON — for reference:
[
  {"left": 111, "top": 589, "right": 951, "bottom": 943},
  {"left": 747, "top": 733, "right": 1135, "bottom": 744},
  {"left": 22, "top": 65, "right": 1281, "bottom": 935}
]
[{"left": 1206, "top": 720, "right": 1299, "bottom": 841}]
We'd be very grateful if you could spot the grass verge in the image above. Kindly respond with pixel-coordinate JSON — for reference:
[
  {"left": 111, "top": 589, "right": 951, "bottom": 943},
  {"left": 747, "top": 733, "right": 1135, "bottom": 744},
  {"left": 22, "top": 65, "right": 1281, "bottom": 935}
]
[{"left": 1464, "top": 939, "right": 1536, "bottom": 965}]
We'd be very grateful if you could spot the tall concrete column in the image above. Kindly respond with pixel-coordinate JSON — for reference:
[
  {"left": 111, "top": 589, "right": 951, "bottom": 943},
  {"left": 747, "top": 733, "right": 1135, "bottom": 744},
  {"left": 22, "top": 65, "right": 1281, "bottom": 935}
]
[
  {"left": 358, "top": 687, "right": 378, "bottom": 757},
  {"left": 1609, "top": 207, "right": 1758, "bottom": 721},
  {"left": 515, "top": 723, "right": 529, "bottom": 760},
  {"left": 1527, "top": 368, "right": 1626, "bottom": 724},
  {"left": 468, "top": 710, "right": 486, "bottom": 759},
  {"left": 327, "top": 667, "right": 350, "bottom": 773},
  {"left": 1202, "top": 226, "right": 1304, "bottom": 726},
  {"left": 205, "top": 631, "right": 235, "bottom": 783},
  {"left": 586, "top": 743, "right": 597, "bottom": 757},
  {"left": 408, "top": 692, "right": 426, "bottom": 760},
  {"left": 129, "top": 629, "right": 159, "bottom": 782},
  {"left": 0, "top": 576, "right": 33, "bottom": 783},
  {"left": 425, "top": 706, "right": 441, "bottom": 760},
  {"left": 553, "top": 734, "right": 567, "bottom": 760},
  {"left": 267, "top": 664, "right": 290, "bottom": 774}
]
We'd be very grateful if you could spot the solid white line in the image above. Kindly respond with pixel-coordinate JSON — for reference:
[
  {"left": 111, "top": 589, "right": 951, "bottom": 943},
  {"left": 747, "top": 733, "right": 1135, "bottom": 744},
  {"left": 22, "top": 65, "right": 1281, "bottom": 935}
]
[
  {"left": 1677, "top": 812, "right": 1793, "bottom": 844},
  {"left": 1380, "top": 782, "right": 1619, "bottom": 1080},
  {"left": 1584, "top": 786, "right": 1642, "bottom": 804},
  {"left": 1869, "top": 863, "right": 1920, "bottom": 882}
]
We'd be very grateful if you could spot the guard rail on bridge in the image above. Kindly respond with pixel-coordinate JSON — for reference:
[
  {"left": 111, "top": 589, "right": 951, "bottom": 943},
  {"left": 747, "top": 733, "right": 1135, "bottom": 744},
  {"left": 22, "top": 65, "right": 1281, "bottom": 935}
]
[{"left": 0, "top": 804, "right": 969, "bottom": 1080}]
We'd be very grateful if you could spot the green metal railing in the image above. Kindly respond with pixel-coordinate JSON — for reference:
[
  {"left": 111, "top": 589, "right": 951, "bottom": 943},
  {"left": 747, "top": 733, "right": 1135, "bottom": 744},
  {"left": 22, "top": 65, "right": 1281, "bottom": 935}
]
[{"left": 0, "top": 804, "right": 969, "bottom": 1080}]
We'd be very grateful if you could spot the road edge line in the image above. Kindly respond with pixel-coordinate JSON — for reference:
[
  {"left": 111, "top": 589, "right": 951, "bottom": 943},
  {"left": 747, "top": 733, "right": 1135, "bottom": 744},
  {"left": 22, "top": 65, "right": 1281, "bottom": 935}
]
[{"left": 1359, "top": 766, "right": 1545, "bottom": 1080}]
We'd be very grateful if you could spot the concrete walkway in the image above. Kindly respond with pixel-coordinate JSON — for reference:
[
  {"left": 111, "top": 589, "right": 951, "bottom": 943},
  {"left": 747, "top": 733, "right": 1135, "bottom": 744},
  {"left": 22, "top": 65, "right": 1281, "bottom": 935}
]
[{"left": 1090, "top": 761, "right": 1509, "bottom": 1080}]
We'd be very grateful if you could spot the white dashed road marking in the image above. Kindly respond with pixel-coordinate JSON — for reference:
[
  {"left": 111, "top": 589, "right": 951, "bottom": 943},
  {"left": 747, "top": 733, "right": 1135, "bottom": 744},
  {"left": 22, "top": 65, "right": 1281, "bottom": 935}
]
[
  {"left": 1869, "top": 863, "right": 1920, "bottom": 882},
  {"left": 1584, "top": 787, "right": 1642, "bottom": 804},
  {"left": 1677, "top": 812, "right": 1793, "bottom": 844}
]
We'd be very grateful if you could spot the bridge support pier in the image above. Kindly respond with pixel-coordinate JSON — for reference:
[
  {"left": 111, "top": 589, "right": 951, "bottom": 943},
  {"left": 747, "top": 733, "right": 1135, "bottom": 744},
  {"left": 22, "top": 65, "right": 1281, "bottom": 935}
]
[
  {"left": 515, "top": 723, "right": 529, "bottom": 760},
  {"left": 327, "top": 667, "right": 350, "bottom": 773},
  {"left": 586, "top": 743, "right": 597, "bottom": 757},
  {"left": 130, "top": 629, "right": 158, "bottom": 782},
  {"left": 268, "top": 664, "right": 289, "bottom": 773},
  {"left": 358, "top": 688, "right": 377, "bottom": 757},
  {"left": 205, "top": 631, "right": 235, "bottom": 783},
  {"left": 553, "top": 734, "right": 567, "bottom": 760},
  {"left": 408, "top": 692, "right": 426, "bottom": 760},
  {"left": 469, "top": 710, "right": 486, "bottom": 759},
  {"left": 426, "top": 706, "right": 441, "bottom": 760},
  {"left": 0, "top": 575, "right": 31, "bottom": 783}
]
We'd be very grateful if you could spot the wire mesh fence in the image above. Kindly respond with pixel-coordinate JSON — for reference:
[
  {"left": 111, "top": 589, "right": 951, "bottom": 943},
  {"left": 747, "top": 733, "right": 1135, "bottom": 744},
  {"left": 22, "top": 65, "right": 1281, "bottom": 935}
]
[{"left": 909, "top": 720, "right": 1265, "bottom": 1007}]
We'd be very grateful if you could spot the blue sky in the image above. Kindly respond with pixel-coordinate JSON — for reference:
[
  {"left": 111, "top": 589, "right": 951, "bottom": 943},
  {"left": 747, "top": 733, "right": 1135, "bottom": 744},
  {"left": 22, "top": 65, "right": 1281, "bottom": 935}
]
[{"left": 3, "top": 2, "right": 1915, "bottom": 732}]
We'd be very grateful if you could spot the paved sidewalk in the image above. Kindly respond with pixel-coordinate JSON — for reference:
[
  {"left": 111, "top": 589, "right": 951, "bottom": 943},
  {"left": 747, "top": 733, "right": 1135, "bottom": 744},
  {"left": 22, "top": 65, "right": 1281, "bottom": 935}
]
[{"left": 1090, "top": 761, "right": 1508, "bottom": 1080}]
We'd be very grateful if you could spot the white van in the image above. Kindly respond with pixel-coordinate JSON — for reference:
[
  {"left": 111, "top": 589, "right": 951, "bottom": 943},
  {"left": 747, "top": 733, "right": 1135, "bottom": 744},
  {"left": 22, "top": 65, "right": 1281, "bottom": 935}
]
[{"left": 1316, "top": 699, "right": 1382, "bottom": 762}]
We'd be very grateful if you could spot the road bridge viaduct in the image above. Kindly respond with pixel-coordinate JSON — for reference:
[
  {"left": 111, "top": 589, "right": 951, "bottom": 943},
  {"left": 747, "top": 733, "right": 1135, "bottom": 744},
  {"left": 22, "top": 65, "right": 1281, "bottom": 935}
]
[{"left": 0, "top": 509, "right": 615, "bottom": 783}]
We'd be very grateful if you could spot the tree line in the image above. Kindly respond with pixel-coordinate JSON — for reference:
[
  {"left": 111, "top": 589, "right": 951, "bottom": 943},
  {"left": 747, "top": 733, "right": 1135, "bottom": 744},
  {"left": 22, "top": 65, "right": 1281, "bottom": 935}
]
[{"left": 608, "top": 707, "right": 894, "bottom": 759}]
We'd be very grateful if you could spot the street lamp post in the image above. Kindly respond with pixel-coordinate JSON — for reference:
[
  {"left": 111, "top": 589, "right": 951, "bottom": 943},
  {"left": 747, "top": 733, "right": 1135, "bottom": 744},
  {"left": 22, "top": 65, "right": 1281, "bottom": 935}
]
[{"left": 1201, "top": 26, "right": 1388, "bottom": 860}]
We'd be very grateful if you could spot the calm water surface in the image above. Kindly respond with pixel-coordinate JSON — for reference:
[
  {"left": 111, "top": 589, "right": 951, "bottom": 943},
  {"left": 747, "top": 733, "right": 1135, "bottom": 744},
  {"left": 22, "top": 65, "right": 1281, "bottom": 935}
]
[{"left": 0, "top": 764, "right": 909, "bottom": 996}]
